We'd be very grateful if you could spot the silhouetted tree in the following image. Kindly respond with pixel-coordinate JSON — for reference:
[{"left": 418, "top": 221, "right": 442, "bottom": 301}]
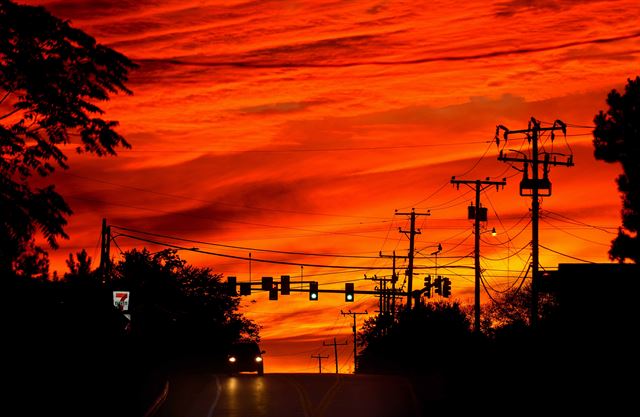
[
  {"left": 483, "top": 283, "right": 558, "bottom": 336},
  {"left": 357, "top": 301, "right": 472, "bottom": 374},
  {"left": 0, "top": 0, "right": 136, "bottom": 275},
  {"left": 65, "top": 249, "right": 93, "bottom": 278},
  {"left": 593, "top": 76, "right": 640, "bottom": 263},
  {"left": 113, "top": 249, "right": 260, "bottom": 361}
]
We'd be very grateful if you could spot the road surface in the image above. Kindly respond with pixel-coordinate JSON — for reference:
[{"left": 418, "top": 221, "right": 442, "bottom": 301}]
[{"left": 156, "top": 373, "right": 441, "bottom": 417}]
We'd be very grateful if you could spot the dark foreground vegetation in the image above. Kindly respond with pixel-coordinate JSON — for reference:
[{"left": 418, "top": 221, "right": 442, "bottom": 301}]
[{"left": 2, "top": 249, "right": 258, "bottom": 416}]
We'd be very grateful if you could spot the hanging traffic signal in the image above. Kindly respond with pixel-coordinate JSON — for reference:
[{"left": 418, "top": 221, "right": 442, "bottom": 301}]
[
  {"left": 262, "top": 276, "right": 273, "bottom": 291},
  {"left": 442, "top": 278, "right": 452, "bottom": 298},
  {"left": 269, "top": 285, "right": 279, "bottom": 300},
  {"left": 423, "top": 275, "right": 432, "bottom": 298},
  {"left": 227, "top": 276, "right": 237, "bottom": 296},
  {"left": 309, "top": 281, "right": 319, "bottom": 301},
  {"left": 433, "top": 276, "right": 443, "bottom": 296},
  {"left": 281, "top": 275, "right": 290, "bottom": 295},
  {"left": 240, "top": 282, "right": 251, "bottom": 296},
  {"left": 345, "top": 283, "right": 355, "bottom": 302}
]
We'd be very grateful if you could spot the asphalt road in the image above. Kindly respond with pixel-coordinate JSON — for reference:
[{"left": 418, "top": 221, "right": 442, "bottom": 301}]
[{"left": 156, "top": 373, "right": 440, "bottom": 417}]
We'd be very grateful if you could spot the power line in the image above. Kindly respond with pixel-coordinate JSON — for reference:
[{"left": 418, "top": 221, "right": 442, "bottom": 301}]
[
  {"left": 481, "top": 241, "right": 530, "bottom": 261},
  {"left": 111, "top": 224, "right": 468, "bottom": 260},
  {"left": 541, "top": 209, "right": 617, "bottom": 234},
  {"left": 540, "top": 219, "right": 610, "bottom": 247},
  {"left": 115, "top": 232, "right": 474, "bottom": 270},
  {"left": 539, "top": 244, "right": 596, "bottom": 263}
]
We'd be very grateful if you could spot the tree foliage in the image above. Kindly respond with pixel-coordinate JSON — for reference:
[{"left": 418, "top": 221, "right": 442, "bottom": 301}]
[
  {"left": 357, "top": 301, "right": 472, "bottom": 374},
  {"left": 113, "top": 249, "right": 260, "bottom": 355},
  {"left": 0, "top": 0, "right": 136, "bottom": 274},
  {"left": 593, "top": 76, "right": 640, "bottom": 263},
  {"left": 483, "top": 283, "right": 558, "bottom": 336}
]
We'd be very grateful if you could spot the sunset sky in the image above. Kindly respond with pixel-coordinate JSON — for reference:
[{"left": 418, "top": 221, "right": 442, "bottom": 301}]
[{"left": 21, "top": 0, "right": 640, "bottom": 372}]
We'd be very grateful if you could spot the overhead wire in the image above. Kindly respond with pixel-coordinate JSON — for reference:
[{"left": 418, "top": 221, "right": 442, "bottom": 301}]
[
  {"left": 540, "top": 218, "right": 610, "bottom": 247},
  {"left": 539, "top": 244, "right": 596, "bottom": 263},
  {"left": 111, "top": 225, "right": 398, "bottom": 259}
]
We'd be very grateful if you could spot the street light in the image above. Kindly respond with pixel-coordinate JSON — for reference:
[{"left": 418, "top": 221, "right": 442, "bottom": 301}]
[{"left": 150, "top": 246, "right": 198, "bottom": 255}]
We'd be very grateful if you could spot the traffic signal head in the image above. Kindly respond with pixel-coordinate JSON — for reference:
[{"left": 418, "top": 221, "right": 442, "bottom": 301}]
[
  {"left": 345, "top": 283, "right": 355, "bottom": 302},
  {"left": 269, "top": 286, "right": 279, "bottom": 300},
  {"left": 423, "top": 275, "right": 432, "bottom": 298},
  {"left": 240, "top": 282, "right": 252, "bottom": 296},
  {"left": 281, "top": 275, "right": 290, "bottom": 295},
  {"left": 262, "top": 276, "right": 273, "bottom": 291},
  {"left": 434, "top": 276, "right": 442, "bottom": 295},
  {"left": 309, "top": 281, "right": 319, "bottom": 301},
  {"left": 227, "top": 276, "right": 237, "bottom": 296},
  {"left": 443, "top": 278, "right": 452, "bottom": 298}
]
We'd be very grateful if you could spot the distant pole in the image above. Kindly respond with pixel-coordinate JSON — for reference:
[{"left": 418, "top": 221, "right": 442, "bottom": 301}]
[
  {"left": 249, "top": 252, "right": 252, "bottom": 283},
  {"left": 473, "top": 181, "right": 481, "bottom": 333},
  {"left": 341, "top": 310, "right": 368, "bottom": 372},
  {"left": 395, "top": 209, "right": 430, "bottom": 309},
  {"left": 391, "top": 251, "right": 396, "bottom": 317},
  {"left": 451, "top": 177, "right": 506, "bottom": 333},
  {"left": 311, "top": 354, "right": 329, "bottom": 374},
  {"left": 99, "top": 218, "right": 111, "bottom": 285},
  {"left": 323, "top": 337, "right": 348, "bottom": 374}
]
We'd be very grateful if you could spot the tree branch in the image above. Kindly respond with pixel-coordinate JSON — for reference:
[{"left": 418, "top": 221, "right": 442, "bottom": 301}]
[
  {"left": 0, "top": 107, "right": 22, "bottom": 121},
  {"left": 0, "top": 90, "right": 12, "bottom": 105}
]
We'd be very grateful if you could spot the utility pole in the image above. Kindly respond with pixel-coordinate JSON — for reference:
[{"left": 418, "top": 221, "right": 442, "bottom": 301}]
[
  {"left": 391, "top": 251, "right": 396, "bottom": 315},
  {"left": 365, "top": 275, "right": 394, "bottom": 317},
  {"left": 311, "top": 354, "right": 329, "bottom": 374},
  {"left": 395, "top": 209, "right": 430, "bottom": 309},
  {"left": 99, "top": 218, "right": 111, "bottom": 285},
  {"left": 379, "top": 251, "right": 404, "bottom": 317},
  {"left": 323, "top": 337, "right": 348, "bottom": 374},
  {"left": 341, "top": 310, "right": 368, "bottom": 373},
  {"left": 495, "top": 118, "right": 573, "bottom": 327},
  {"left": 451, "top": 177, "right": 506, "bottom": 333}
]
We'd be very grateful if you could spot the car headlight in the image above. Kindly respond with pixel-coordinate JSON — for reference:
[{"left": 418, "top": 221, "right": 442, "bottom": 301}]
[
  {"left": 255, "top": 356, "right": 263, "bottom": 362},
  {"left": 228, "top": 356, "right": 236, "bottom": 363}
]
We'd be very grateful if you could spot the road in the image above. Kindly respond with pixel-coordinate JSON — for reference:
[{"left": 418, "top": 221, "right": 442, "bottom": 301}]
[{"left": 156, "top": 373, "right": 442, "bottom": 417}]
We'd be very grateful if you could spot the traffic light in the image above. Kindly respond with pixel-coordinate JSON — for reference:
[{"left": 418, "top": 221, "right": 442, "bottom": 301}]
[
  {"left": 227, "top": 276, "right": 237, "bottom": 296},
  {"left": 240, "top": 282, "right": 251, "bottom": 296},
  {"left": 423, "top": 275, "right": 432, "bottom": 298},
  {"left": 269, "top": 285, "right": 278, "bottom": 300},
  {"left": 281, "top": 275, "right": 290, "bottom": 295},
  {"left": 442, "top": 278, "right": 452, "bottom": 298},
  {"left": 433, "top": 276, "right": 442, "bottom": 296},
  {"left": 345, "top": 283, "right": 354, "bottom": 302},
  {"left": 262, "top": 276, "right": 273, "bottom": 291},
  {"left": 309, "top": 281, "right": 319, "bottom": 301}
]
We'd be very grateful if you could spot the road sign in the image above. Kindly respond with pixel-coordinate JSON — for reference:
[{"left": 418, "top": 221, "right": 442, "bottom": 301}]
[{"left": 113, "top": 291, "right": 130, "bottom": 311}]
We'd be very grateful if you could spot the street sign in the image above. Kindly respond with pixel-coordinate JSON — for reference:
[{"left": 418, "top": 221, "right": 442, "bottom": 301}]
[{"left": 113, "top": 291, "right": 130, "bottom": 311}]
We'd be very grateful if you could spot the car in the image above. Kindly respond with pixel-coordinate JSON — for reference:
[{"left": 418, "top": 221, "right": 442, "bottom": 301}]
[{"left": 227, "top": 341, "right": 265, "bottom": 375}]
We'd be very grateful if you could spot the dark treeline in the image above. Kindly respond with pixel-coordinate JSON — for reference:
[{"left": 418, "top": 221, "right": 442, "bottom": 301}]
[
  {"left": 355, "top": 273, "right": 638, "bottom": 404},
  {"left": 2, "top": 249, "right": 258, "bottom": 416}
]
